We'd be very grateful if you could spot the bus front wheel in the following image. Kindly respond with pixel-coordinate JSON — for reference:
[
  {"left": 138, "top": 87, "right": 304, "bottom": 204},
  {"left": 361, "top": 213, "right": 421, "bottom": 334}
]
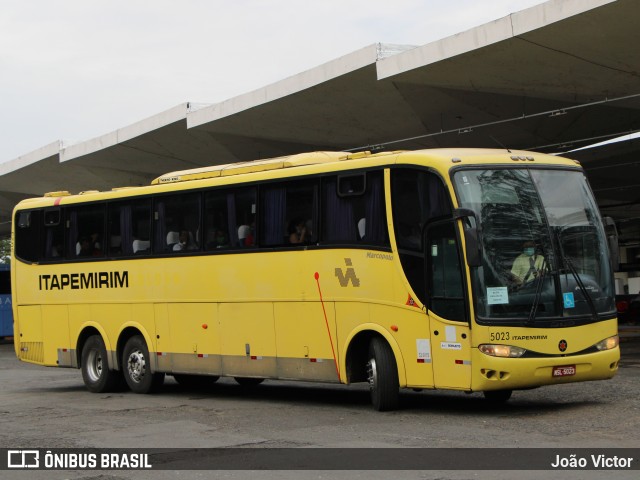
[
  {"left": 81, "top": 335, "right": 123, "bottom": 393},
  {"left": 366, "top": 337, "right": 399, "bottom": 411},
  {"left": 122, "top": 335, "right": 164, "bottom": 394}
]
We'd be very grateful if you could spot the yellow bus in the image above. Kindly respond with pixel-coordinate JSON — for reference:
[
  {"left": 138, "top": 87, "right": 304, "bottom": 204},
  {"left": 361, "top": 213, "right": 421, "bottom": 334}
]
[{"left": 11, "top": 149, "right": 620, "bottom": 410}]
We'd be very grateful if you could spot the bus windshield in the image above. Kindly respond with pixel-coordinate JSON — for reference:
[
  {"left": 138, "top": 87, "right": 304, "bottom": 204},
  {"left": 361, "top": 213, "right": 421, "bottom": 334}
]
[{"left": 453, "top": 167, "right": 615, "bottom": 325}]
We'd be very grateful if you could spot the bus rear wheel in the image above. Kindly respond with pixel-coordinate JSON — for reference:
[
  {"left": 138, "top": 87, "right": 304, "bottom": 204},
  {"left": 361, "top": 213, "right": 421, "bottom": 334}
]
[
  {"left": 366, "top": 337, "right": 399, "bottom": 411},
  {"left": 81, "top": 335, "right": 123, "bottom": 393},
  {"left": 122, "top": 335, "right": 164, "bottom": 394}
]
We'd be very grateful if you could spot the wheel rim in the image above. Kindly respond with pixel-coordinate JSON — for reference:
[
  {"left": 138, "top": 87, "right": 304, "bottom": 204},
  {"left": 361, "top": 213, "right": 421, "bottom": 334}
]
[
  {"left": 86, "top": 349, "right": 103, "bottom": 383},
  {"left": 126, "top": 349, "right": 146, "bottom": 384},
  {"left": 366, "top": 358, "right": 377, "bottom": 391}
]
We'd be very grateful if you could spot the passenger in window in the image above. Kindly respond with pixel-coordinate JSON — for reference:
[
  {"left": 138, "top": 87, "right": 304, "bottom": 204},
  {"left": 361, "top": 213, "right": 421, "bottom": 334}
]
[
  {"left": 288, "top": 218, "right": 308, "bottom": 244},
  {"left": 213, "top": 229, "right": 229, "bottom": 249},
  {"left": 78, "top": 234, "right": 101, "bottom": 256},
  {"left": 238, "top": 221, "right": 255, "bottom": 247},
  {"left": 173, "top": 230, "right": 197, "bottom": 251}
]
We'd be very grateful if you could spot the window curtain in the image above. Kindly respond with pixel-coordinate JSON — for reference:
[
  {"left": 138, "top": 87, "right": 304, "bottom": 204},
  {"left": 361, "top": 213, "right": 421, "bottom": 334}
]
[
  {"left": 44, "top": 227, "right": 54, "bottom": 258},
  {"left": 120, "top": 205, "right": 133, "bottom": 255},
  {"left": 308, "top": 185, "right": 319, "bottom": 243},
  {"left": 226, "top": 193, "right": 239, "bottom": 246},
  {"left": 323, "top": 178, "right": 356, "bottom": 242},
  {"left": 423, "top": 173, "right": 450, "bottom": 221},
  {"left": 154, "top": 201, "right": 166, "bottom": 252},
  {"left": 365, "top": 174, "right": 385, "bottom": 244},
  {"left": 67, "top": 211, "right": 78, "bottom": 257},
  {"left": 263, "top": 187, "right": 286, "bottom": 245}
]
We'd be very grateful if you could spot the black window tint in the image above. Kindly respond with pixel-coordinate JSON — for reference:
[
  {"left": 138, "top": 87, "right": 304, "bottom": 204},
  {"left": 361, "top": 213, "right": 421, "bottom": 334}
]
[
  {"left": 204, "top": 190, "right": 231, "bottom": 250},
  {"left": 109, "top": 199, "right": 151, "bottom": 256},
  {"left": 15, "top": 210, "right": 40, "bottom": 262},
  {"left": 204, "top": 187, "right": 256, "bottom": 250},
  {"left": 261, "top": 181, "right": 317, "bottom": 246},
  {"left": 154, "top": 193, "right": 201, "bottom": 254},
  {"left": 391, "top": 169, "right": 451, "bottom": 304},
  {"left": 43, "top": 208, "right": 64, "bottom": 260},
  {"left": 392, "top": 169, "right": 450, "bottom": 251},
  {"left": 66, "top": 204, "right": 105, "bottom": 258},
  {"left": 322, "top": 171, "right": 388, "bottom": 246},
  {"left": 235, "top": 189, "right": 257, "bottom": 248},
  {"left": 427, "top": 221, "right": 465, "bottom": 321}
]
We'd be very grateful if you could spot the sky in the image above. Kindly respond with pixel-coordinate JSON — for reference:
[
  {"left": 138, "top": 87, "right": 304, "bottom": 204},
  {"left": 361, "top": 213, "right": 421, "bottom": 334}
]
[{"left": 0, "top": 0, "right": 546, "bottom": 163}]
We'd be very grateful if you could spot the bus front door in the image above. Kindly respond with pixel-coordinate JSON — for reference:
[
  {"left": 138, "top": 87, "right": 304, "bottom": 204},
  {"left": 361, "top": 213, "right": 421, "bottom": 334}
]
[{"left": 426, "top": 220, "right": 472, "bottom": 390}]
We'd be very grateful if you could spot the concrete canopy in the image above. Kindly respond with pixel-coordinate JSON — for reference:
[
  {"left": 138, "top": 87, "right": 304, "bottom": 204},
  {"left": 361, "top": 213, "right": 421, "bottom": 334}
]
[{"left": 1, "top": 0, "right": 638, "bottom": 239}]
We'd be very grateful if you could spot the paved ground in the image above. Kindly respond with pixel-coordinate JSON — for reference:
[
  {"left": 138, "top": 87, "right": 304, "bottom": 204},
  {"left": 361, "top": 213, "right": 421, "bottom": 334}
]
[{"left": 0, "top": 337, "right": 638, "bottom": 480}]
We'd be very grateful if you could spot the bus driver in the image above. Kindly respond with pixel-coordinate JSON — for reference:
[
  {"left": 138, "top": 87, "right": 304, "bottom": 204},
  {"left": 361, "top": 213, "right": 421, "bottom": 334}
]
[{"left": 510, "top": 241, "right": 545, "bottom": 286}]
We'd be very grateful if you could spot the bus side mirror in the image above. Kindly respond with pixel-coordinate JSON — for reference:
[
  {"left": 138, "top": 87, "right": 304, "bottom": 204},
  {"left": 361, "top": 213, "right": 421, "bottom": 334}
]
[
  {"left": 603, "top": 216, "right": 620, "bottom": 271},
  {"left": 453, "top": 208, "right": 482, "bottom": 267}
]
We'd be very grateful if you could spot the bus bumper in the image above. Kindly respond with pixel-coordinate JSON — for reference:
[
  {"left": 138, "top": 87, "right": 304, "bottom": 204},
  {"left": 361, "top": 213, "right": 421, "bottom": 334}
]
[{"left": 470, "top": 346, "right": 620, "bottom": 392}]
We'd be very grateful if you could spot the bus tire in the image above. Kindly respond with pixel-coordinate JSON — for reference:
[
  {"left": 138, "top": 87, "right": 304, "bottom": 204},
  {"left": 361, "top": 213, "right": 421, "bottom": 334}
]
[
  {"left": 122, "top": 335, "right": 164, "bottom": 394},
  {"left": 174, "top": 374, "right": 219, "bottom": 389},
  {"left": 483, "top": 389, "right": 512, "bottom": 403},
  {"left": 234, "top": 377, "right": 264, "bottom": 387},
  {"left": 81, "top": 335, "right": 123, "bottom": 393},
  {"left": 367, "top": 337, "right": 399, "bottom": 411}
]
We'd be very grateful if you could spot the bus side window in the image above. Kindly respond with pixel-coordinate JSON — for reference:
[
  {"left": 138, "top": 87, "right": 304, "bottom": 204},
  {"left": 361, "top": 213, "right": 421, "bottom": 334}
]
[
  {"left": 261, "top": 181, "right": 317, "bottom": 247},
  {"left": 322, "top": 171, "right": 388, "bottom": 246},
  {"left": 43, "top": 208, "right": 64, "bottom": 260},
  {"left": 391, "top": 168, "right": 451, "bottom": 304},
  {"left": 204, "top": 187, "right": 256, "bottom": 251},
  {"left": 153, "top": 193, "right": 201, "bottom": 254},
  {"left": 204, "top": 190, "right": 230, "bottom": 250},
  {"left": 109, "top": 199, "right": 151, "bottom": 256},
  {"left": 66, "top": 204, "right": 105, "bottom": 258},
  {"left": 15, "top": 210, "right": 41, "bottom": 263}
]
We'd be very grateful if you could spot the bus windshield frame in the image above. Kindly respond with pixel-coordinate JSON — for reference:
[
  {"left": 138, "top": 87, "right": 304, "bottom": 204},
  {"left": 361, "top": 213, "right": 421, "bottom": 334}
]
[{"left": 452, "top": 165, "right": 616, "bottom": 327}]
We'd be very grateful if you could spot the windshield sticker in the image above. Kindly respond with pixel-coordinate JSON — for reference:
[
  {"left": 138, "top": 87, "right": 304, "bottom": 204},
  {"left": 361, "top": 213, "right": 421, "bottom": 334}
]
[
  {"left": 417, "top": 339, "right": 431, "bottom": 363},
  {"left": 563, "top": 292, "right": 575, "bottom": 309},
  {"left": 487, "top": 287, "right": 509, "bottom": 305}
]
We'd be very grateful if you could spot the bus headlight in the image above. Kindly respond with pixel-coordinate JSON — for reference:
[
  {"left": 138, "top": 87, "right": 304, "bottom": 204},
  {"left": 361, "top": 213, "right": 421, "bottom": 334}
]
[
  {"left": 478, "top": 344, "right": 526, "bottom": 358},
  {"left": 595, "top": 335, "right": 619, "bottom": 351}
]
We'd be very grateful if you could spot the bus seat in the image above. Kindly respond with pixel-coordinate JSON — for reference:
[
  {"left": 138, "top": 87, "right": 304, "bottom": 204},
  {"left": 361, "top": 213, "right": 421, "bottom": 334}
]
[
  {"left": 358, "top": 218, "right": 366, "bottom": 240},
  {"left": 238, "top": 225, "right": 250, "bottom": 246},
  {"left": 166, "top": 231, "right": 179, "bottom": 250},
  {"left": 133, "top": 239, "right": 150, "bottom": 254}
]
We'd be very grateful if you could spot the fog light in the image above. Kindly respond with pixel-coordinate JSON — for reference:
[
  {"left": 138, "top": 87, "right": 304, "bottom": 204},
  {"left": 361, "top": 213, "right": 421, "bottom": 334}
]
[
  {"left": 478, "top": 344, "right": 526, "bottom": 358},
  {"left": 595, "top": 335, "right": 619, "bottom": 351}
]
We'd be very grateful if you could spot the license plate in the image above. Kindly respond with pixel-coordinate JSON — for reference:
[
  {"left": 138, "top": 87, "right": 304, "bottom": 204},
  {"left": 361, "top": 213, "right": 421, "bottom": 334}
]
[{"left": 552, "top": 365, "right": 576, "bottom": 377}]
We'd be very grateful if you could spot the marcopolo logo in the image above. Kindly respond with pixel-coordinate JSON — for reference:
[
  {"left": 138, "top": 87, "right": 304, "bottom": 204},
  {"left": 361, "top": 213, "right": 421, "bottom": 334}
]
[
  {"left": 335, "top": 258, "right": 360, "bottom": 287},
  {"left": 7, "top": 450, "right": 39, "bottom": 468}
]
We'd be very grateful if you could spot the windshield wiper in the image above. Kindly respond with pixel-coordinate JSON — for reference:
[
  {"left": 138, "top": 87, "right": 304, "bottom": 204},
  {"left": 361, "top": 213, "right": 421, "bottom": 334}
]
[
  {"left": 555, "top": 231, "right": 599, "bottom": 322},
  {"left": 526, "top": 258, "right": 547, "bottom": 326}
]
